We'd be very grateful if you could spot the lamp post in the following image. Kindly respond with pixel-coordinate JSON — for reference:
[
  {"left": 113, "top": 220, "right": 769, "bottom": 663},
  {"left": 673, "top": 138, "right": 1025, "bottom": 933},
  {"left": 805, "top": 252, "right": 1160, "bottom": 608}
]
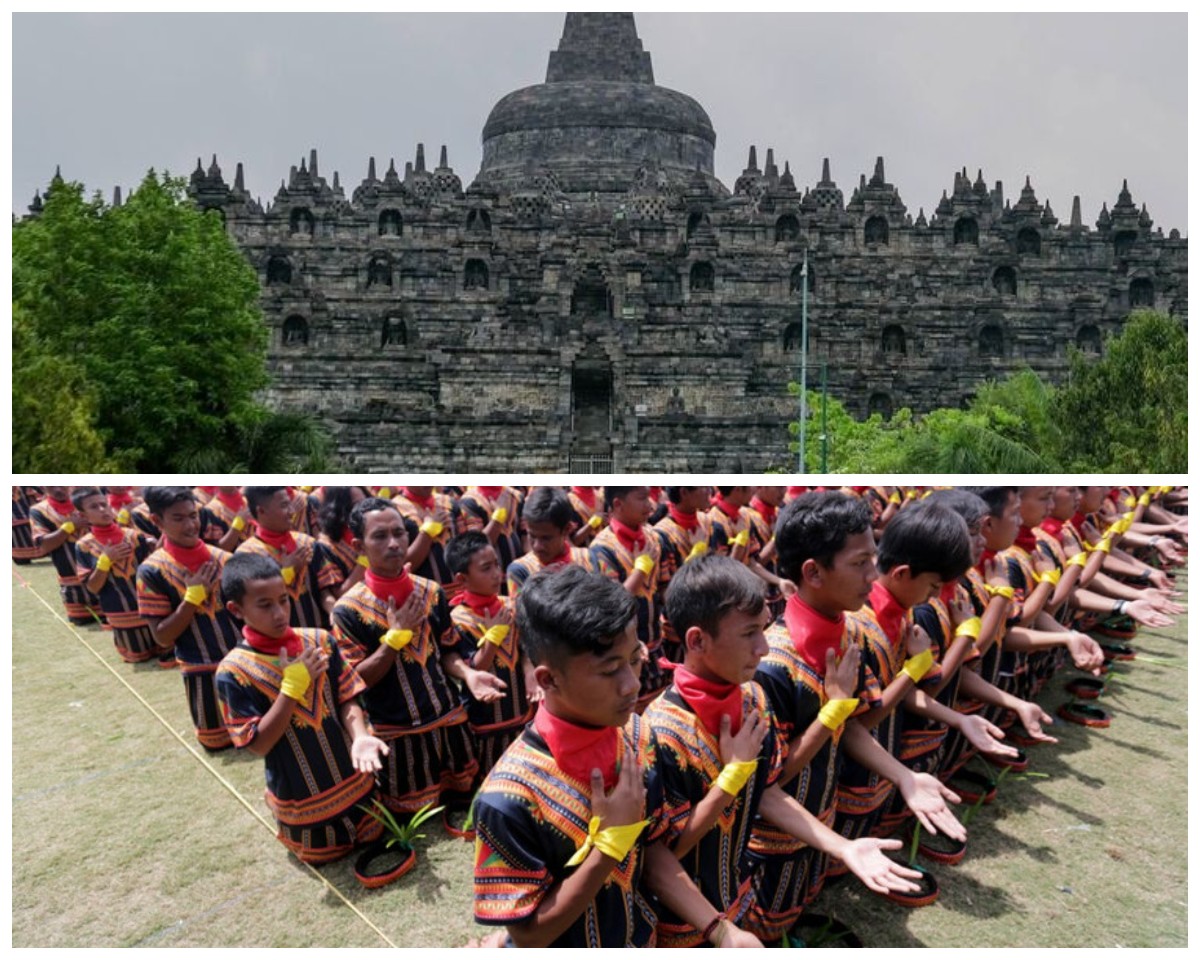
[{"left": 797, "top": 249, "right": 809, "bottom": 474}]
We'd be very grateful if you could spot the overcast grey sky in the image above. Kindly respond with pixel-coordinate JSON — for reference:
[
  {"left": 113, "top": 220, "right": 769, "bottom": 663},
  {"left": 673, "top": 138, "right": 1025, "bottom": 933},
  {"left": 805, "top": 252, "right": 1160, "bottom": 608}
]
[{"left": 12, "top": 12, "right": 1188, "bottom": 235}]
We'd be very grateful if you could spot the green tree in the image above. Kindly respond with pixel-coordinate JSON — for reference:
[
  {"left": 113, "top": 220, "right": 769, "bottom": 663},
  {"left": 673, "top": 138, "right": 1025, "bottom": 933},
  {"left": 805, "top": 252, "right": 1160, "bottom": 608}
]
[
  {"left": 12, "top": 171, "right": 292, "bottom": 470},
  {"left": 12, "top": 303, "right": 115, "bottom": 471},
  {"left": 1056, "top": 311, "right": 1187, "bottom": 471}
]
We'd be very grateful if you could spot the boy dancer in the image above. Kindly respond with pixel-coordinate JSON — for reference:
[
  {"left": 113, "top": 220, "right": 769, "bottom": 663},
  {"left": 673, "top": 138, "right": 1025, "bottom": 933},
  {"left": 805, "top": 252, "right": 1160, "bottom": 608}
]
[
  {"left": 649, "top": 556, "right": 921, "bottom": 947},
  {"left": 12, "top": 486, "right": 40, "bottom": 565},
  {"left": 567, "top": 485, "right": 606, "bottom": 545},
  {"left": 444, "top": 531, "right": 533, "bottom": 778},
  {"left": 331, "top": 498, "right": 477, "bottom": 817},
  {"left": 72, "top": 487, "right": 159, "bottom": 664},
  {"left": 506, "top": 486, "right": 598, "bottom": 596},
  {"left": 137, "top": 486, "right": 241, "bottom": 749},
  {"left": 459, "top": 485, "right": 524, "bottom": 580},
  {"left": 392, "top": 485, "right": 459, "bottom": 600},
  {"left": 216, "top": 552, "right": 388, "bottom": 864},
  {"left": 29, "top": 486, "right": 99, "bottom": 625}
]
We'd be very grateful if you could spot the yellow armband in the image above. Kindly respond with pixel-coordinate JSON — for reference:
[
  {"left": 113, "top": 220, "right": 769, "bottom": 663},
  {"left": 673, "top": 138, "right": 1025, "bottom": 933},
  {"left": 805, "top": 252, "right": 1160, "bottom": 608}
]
[
  {"left": 1123, "top": 495, "right": 1137, "bottom": 508},
  {"left": 1066, "top": 552, "right": 1089, "bottom": 568},
  {"left": 1096, "top": 536, "right": 1113, "bottom": 554},
  {"left": 588, "top": 514, "right": 603, "bottom": 530},
  {"left": 732, "top": 529, "right": 751, "bottom": 548},
  {"left": 634, "top": 554, "right": 656, "bottom": 576},
  {"left": 61, "top": 521, "right": 76, "bottom": 535},
  {"left": 901, "top": 649, "right": 934, "bottom": 684},
  {"left": 280, "top": 662, "right": 311, "bottom": 700},
  {"left": 954, "top": 616, "right": 982, "bottom": 640},
  {"left": 96, "top": 553, "right": 113, "bottom": 572},
  {"left": 116, "top": 509, "right": 131, "bottom": 525},
  {"left": 566, "top": 816, "right": 649, "bottom": 867},
  {"left": 1138, "top": 493, "right": 1151, "bottom": 507},
  {"left": 904, "top": 490, "right": 918, "bottom": 501},
  {"left": 477, "top": 624, "right": 510, "bottom": 648},
  {"left": 381, "top": 629, "right": 413, "bottom": 651},
  {"left": 281, "top": 566, "right": 296, "bottom": 586},
  {"left": 299, "top": 485, "right": 314, "bottom": 493},
  {"left": 888, "top": 492, "right": 902, "bottom": 505},
  {"left": 491, "top": 507, "right": 508, "bottom": 525},
  {"left": 231, "top": 515, "right": 247, "bottom": 532},
  {"left": 420, "top": 519, "right": 444, "bottom": 538},
  {"left": 817, "top": 697, "right": 859, "bottom": 730},
  {"left": 715, "top": 759, "right": 759, "bottom": 796},
  {"left": 378, "top": 487, "right": 392, "bottom": 500},
  {"left": 183, "top": 584, "right": 208, "bottom": 606},
  {"left": 687, "top": 540, "right": 709, "bottom": 561},
  {"left": 1035, "top": 569, "right": 1061, "bottom": 586},
  {"left": 985, "top": 584, "right": 1015, "bottom": 600}
]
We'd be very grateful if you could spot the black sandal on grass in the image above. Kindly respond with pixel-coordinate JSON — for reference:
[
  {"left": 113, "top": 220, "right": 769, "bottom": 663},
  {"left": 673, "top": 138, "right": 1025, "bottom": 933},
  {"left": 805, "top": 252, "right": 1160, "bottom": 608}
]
[{"left": 1057, "top": 702, "right": 1112, "bottom": 728}]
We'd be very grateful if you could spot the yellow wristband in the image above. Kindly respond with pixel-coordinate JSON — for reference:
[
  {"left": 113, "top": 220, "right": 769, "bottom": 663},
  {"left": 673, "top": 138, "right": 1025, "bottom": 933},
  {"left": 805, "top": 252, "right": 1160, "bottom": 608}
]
[
  {"left": 184, "top": 584, "right": 208, "bottom": 606},
  {"left": 96, "top": 553, "right": 113, "bottom": 572},
  {"left": 61, "top": 521, "right": 76, "bottom": 535},
  {"left": 985, "top": 584, "right": 1015, "bottom": 600},
  {"left": 817, "top": 697, "right": 859, "bottom": 730},
  {"left": 420, "top": 519, "right": 444, "bottom": 538},
  {"left": 1123, "top": 495, "right": 1136, "bottom": 508},
  {"left": 491, "top": 507, "right": 508, "bottom": 525},
  {"left": 1097, "top": 537, "right": 1113, "bottom": 554},
  {"left": 281, "top": 565, "right": 296, "bottom": 586},
  {"left": 888, "top": 492, "right": 902, "bottom": 504},
  {"left": 231, "top": 516, "right": 246, "bottom": 532},
  {"left": 687, "top": 541, "right": 709, "bottom": 561},
  {"left": 901, "top": 649, "right": 935, "bottom": 684},
  {"left": 954, "top": 616, "right": 982, "bottom": 640},
  {"left": 732, "top": 529, "right": 750, "bottom": 548},
  {"left": 634, "top": 554, "right": 656, "bottom": 576},
  {"left": 1067, "top": 552, "right": 1088, "bottom": 568},
  {"left": 356, "top": 554, "right": 369, "bottom": 568},
  {"left": 715, "top": 759, "right": 759, "bottom": 796},
  {"left": 566, "top": 816, "right": 650, "bottom": 867},
  {"left": 588, "top": 514, "right": 603, "bottom": 530},
  {"left": 299, "top": 485, "right": 314, "bottom": 493},
  {"left": 280, "top": 662, "right": 311, "bottom": 700},
  {"left": 1035, "top": 569, "right": 1061, "bottom": 586},
  {"left": 378, "top": 487, "right": 392, "bottom": 500},
  {"left": 905, "top": 490, "right": 917, "bottom": 500},
  {"left": 477, "top": 624, "right": 510, "bottom": 648},
  {"left": 116, "top": 508, "right": 131, "bottom": 525},
  {"left": 381, "top": 628, "right": 413, "bottom": 651},
  {"left": 1137, "top": 493, "right": 1151, "bottom": 507}
]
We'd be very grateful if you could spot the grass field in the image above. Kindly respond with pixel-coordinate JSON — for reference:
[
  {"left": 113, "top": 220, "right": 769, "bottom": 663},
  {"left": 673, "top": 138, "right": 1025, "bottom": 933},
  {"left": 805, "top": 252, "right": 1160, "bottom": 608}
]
[{"left": 10, "top": 559, "right": 1188, "bottom": 948}]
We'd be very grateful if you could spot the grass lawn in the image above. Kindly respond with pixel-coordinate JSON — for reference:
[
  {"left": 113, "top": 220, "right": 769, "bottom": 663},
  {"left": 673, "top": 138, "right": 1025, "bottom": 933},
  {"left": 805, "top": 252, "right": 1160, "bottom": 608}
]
[{"left": 10, "top": 559, "right": 1188, "bottom": 947}]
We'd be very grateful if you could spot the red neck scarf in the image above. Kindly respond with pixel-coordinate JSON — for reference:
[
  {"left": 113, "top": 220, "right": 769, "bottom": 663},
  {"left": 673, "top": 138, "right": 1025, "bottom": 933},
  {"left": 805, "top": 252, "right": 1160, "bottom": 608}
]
[
  {"left": 713, "top": 493, "right": 741, "bottom": 521},
  {"left": 572, "top": 486, "right": 597, "bottom": 511},
  {"left": 46, "top": 496, "right": 75, "bottom": 516},
  {"left": 340, "top": 526, "right": 357, "bottom": 546},
  {"left": 938, "top": 581, "right": 959, "bottom": 605},
  {"left": 609, "top": 517, "right": 646, "bottom": 553},
  {"left": 90, "top": 523, "right": 125, "bottom": 547},
  {"left": 162, "top": 537, "right": 212, "bottom": 573},
  {"left": 750, "top": 496, "right": 777, "bottom": 528},
  {"left": 787, "top": 486, "right": 807, "bottom": 500},
  {"left": 673, "top": 665, "right": 743, "bottom": 737},
  {"left": 197, "top": 486, "right": 217, "bottom": 496},
  {"left": 364, "top": 568, "right": 415, "bottom": 607},
  {"left": 255, "top": 524, "right": 297, "bottom": 554},
  {"left": 667, "top": 503, "right": 699, "bottom": 532},
  {"left": 1070, "top": 511, "right": 1089, "bottom": 533},
  {"left": 868, "top": 580, "right": 908, "bottom": 644},
  {"left": 1014, "top": 525, "right": 1039, "bottom": 555},
  {"left": 546, "top": 543, "right": 574, "bottom": 568},
  {"left": 216, "top": 489, "right": 246, "bottom": 514},
  {"left": 476, "top": 486, "right": 503, "bottom": 502},
  {"left": 534, "top": 704, "right": 620, "bottom": 791},
  {"left": 452, "top": 589, "right": 503, "bottom": 618},
  {"left": 108, "top": 489, "right": 134, "bottom": 509},
  {"left": 243, "top": 625, "right": 303, "bottom": 658},
  {"left": 850, "top": 486, "right": 869, "bottom": 495},
  {"left": 783, "top": 594, "right": 846, "bottom": 674},
  {"left": 1039, "top": 517, "right": 1066, "bottom": 544},
  {"left": 402, "top": 487, "right": 435, "bottom": 511}
]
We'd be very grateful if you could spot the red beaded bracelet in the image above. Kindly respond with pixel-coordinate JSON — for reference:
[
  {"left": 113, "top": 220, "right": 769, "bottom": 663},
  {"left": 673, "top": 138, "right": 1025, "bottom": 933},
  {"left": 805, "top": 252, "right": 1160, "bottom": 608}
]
[{"left": 701, "top": 912, "right": 726, "bottom": 942}]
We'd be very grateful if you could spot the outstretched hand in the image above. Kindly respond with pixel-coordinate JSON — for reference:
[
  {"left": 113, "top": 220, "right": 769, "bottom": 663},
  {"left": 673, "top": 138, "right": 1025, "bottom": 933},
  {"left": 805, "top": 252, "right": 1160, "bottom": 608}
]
[
  {"left": 957, "top": 714, "right": 1019, "bottom": 758},
  {"left": 899, "top": 771, "right": 965, "bottom": 841},
  {"left": 840, "top": 837, "right": 924, "bottom": 895},
  {"left": 350, "top": 733, "right": 390, "bottom": 773}
]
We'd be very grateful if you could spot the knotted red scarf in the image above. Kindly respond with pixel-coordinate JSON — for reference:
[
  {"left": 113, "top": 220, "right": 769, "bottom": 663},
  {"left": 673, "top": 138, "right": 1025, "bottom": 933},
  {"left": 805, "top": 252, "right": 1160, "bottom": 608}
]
[
  {"left": 750, "top": 496, "right": 777, "bottom": 528},
  {"left": 255, "top": 524, "right": 297, "bottom": 555},
  {"left": 401, "top": 487, "right": 435, "bottom": 511},
  {"left": 868, "top": 580, "right": 908, "bottom": 645},
  {"left": 216, "top": 489, "right": 246, "bottom": 514},
  {"left": 243, "top": 625, "right": 304, "bottom": 658},
  {"left": 451, "top": 589, "right": 503, "bottom": 618},
  {"left": 783, "top": 594, "right": 846, "bottom": 674},
  {"left": 571, "top": 486, "right": 597, "bottom": 511},
  {"left": 1014, "top": 525, "right": 1039, "bottom": 555},
  {"left": 667, "top": 503, "right": 699, "bottom": 532},
  {"left": 162, "top": 537, "right": 212, "bottom": 573},
  {"left": 673, "top": 665, "right": 743, "bottom": 736},
  {"left": 364, "top": 568, "right": 415, "bottom": 607},
  {"left": 534, "top": 704, "right": 619, "bottom": 791},
  {"left": 89, "top": 523, "right": 125, "bottom": 547},
  {"left": 46, "top": 495, "right": 75, "bottom": 517},
  {"left": 609, "top": 517, "right": 646, "bottom": 554},
  {"left": 1039, "top": 517, "right": 1065, "bottom": 544},
  {"left": 107, "top": 488, "right": 135, "bottom": 510},
  {"left": 713, "top": 493, "right": 741, "bottom": 522}
]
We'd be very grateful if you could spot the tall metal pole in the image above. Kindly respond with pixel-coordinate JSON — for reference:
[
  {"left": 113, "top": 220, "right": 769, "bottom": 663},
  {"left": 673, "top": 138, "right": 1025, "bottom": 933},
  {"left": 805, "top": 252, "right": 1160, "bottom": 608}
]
[
  {"left": 820, "top": 360, "right": 829, "bottom": 473},
  {"left": 797, "top": 250, "right": 809, "bottom": 474}
]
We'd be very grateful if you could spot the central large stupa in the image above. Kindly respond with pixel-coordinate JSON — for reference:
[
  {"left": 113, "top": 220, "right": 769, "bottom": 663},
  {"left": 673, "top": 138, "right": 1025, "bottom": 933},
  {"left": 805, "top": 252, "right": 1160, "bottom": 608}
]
[{"left": 476, "top": 12, "right": 722, "bottom": 199}]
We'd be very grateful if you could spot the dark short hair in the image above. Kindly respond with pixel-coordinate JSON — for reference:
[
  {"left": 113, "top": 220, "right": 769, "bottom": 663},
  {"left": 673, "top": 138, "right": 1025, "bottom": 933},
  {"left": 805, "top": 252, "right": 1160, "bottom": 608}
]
[
  {"left": 516, "top": 564, "right": 636, "bottom": 669},
  {"left": 348, "top": 496, "right": 403, "bottom": 539},
  {"left": 244, "top": 486, "right": 286, "bottom": 520},
  {"left": 877, "top": 502, "right": 972, "bottom": 580},
  {"left": 664, "top": 554, "right": 765, "bottom": 640},
  {"left": 665, "top": 486, "right": 705, "bottom": 505},
  {"left": 142, "top": 486, "right": 195, "bottom": 515},
  {"left": 319, "top": 486, "right": 366, "bottom": 542},
  {"left": 445, "top": 530, "right": 492, "bottom": 576},
  {"left": 522, "top": 487, "right": 574, "bottom": 529},
  {"left": 604, "top": 486, "right": 638, "bottom": 511},
  {"left": 71, "top": 487, "right": 105, "bottom": 511},
  {"left": 962, "top": 486, "right": 1018, "bottom": 519},
  {"left": 775, "top": 491, "right": 873, "bottom": 582},
  {"left": 922, "top": 488, "right": 988, "bottom": 529},
  {"left": 221, "top": 551, "right": 285, "bottom": 604}
]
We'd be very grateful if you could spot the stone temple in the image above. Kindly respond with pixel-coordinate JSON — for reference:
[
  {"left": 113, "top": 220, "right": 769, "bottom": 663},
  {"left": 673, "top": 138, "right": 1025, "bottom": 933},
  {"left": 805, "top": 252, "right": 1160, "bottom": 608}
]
[{"left": 180, "top": 13, "right": 1184, "bottom": 470}]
